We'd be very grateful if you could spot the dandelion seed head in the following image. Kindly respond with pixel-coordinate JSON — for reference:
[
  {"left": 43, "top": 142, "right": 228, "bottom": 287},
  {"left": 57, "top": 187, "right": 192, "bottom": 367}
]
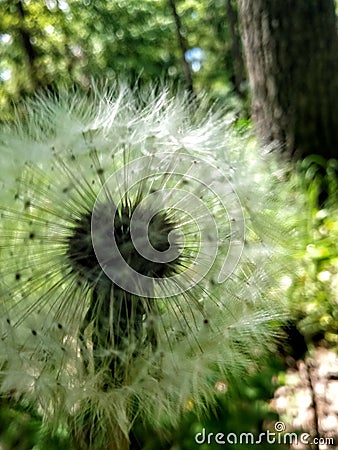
[{"left": 0, "top": 83, "right": 297, "bottom": 448}]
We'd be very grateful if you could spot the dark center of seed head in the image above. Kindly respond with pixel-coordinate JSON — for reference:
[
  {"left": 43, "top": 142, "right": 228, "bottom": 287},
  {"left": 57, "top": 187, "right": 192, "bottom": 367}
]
[{"left": 66, "top": 202, "right": 181, "bottom": 286}]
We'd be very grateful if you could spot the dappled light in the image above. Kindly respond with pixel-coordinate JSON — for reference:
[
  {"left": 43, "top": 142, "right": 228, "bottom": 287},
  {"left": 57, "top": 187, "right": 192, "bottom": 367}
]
[{"left": 0, "top": 1, "right": 337, "bottom": 449}]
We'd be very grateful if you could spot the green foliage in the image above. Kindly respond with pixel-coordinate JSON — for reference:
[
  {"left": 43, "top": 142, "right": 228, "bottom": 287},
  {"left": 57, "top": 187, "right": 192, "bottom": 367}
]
[
  {"left": 0, "top": 399, "right": 73, "bottom": 450},
  {"left": 173, "top": 0, "right": 235, "bottom": 93},
  {"left": 286, "top": 158, "right": 338, "bottom": 344},
  {"left": 134, "top": 358, "right": 287, "bottom": 450},
  {"left": 0, "top": 0, "right": 243, "bottom": 120},
  {"left": 0, "top": 1, "right": 177, "bottom": 92}
]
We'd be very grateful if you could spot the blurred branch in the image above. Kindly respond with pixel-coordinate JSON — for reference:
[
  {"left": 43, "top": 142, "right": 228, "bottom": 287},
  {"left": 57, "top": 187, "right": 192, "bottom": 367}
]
[
  {"left": 168, "top": 0, "right": 194, "bottom": 94},
  {"left": 225, "top": 0, "right": 246, "bottom": 98},
  {"left": 15, "top": 0, "right": 38, "bottom": 89}
]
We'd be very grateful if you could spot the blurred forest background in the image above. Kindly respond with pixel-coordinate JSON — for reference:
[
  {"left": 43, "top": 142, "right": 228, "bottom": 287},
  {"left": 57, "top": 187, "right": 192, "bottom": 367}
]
[
  {"left": 0, "top": 0, "right": 337, "bottom": 449},
  {"left": 0, "top": 0, "right": 248, "bottom": 115}
]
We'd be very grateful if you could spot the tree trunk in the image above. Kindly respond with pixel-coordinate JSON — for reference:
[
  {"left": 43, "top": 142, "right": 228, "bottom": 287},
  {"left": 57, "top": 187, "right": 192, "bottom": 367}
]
[{"left": 237, "top": 0, "right": 338, "bottom": 159}]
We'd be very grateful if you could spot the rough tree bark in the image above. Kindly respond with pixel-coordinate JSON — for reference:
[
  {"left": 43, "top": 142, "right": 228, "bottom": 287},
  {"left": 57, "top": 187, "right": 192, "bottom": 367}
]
[{"left": 237, "top": 0, "right": 338, "bottom": 159}]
